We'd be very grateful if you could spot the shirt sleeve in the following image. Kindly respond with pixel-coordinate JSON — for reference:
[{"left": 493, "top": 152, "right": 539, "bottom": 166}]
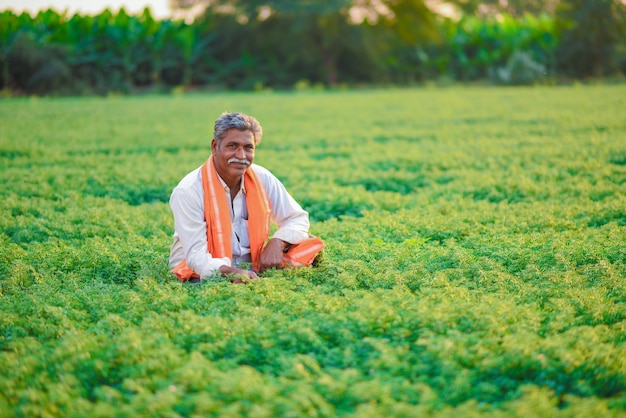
[
  {"left": 169, "top": 185, "right": 230, "bottom": 278},
  {"left": 255, "top": 166, "right": 311, "bottom": 244}
]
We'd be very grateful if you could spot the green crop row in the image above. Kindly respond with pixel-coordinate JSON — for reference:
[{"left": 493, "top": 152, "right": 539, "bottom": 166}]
[{"left": 0, "top": 85, "right": 625, "bottom": 416}]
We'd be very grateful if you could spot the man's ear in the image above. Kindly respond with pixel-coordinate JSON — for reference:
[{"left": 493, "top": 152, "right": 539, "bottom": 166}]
[{"left": 211, "top": 138, "right": 217, "bottom": 153}]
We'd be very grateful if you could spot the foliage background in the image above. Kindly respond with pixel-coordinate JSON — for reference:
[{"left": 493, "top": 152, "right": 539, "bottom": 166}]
[
  {"left": 1, "top": 0, "right": 625, "bottom": 95},
  {"left": 1, "top": 85, "right": 625, "bottom": 416}
]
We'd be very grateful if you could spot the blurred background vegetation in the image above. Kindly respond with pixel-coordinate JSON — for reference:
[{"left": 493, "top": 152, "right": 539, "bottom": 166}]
[{"left": 1, "top": 0, "right": 625, "bottom": 95}]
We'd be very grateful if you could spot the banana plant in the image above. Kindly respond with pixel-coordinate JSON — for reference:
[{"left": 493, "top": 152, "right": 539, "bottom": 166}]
[
  {"left": 439, "top": 12, "right": 558, "bottom": 80},
  {"left": 173, "top": 21, "right": 215, "bottom": 87},
  {"left": 104, "top": 8, "right": 149, "bottom": 90},
  {"left": 138, "top": 8, "right": 175, "bottom": 86}
]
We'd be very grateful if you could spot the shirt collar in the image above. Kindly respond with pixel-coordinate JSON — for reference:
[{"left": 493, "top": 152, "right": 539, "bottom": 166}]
[{"left": 216, "top": 173, "right": 246, "bottom": 194}]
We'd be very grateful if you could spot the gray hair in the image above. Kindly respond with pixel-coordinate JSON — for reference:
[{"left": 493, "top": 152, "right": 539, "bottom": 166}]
[{"left": 213, "top": 112, "right": 263, "bottom": 145}]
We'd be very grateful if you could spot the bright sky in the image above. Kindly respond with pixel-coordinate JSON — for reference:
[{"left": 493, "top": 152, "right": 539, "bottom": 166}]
[{"left": 0, "top": 0, "right": 172, "bottom": 18}]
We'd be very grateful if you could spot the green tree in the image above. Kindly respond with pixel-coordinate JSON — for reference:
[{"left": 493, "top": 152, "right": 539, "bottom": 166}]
[
  {"left": 0, "top": 10, "right": 24, "bottom": 89},
  {"left": 169, "top": 0, "right": 436, "bottom": 86},
  {"left": 0, "top": 10, "right": 71, "bottom": 94},
  {"left": 556, "top": 0, "right": 626, "bottom": 77}
]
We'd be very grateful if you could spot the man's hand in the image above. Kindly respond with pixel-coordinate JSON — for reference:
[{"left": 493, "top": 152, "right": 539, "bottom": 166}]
[
  {"left": 219, "top": 265, "right": 259, "bottom": 284},
  {"left": 258, "top": 238, "right": 288, "bottom": 273}
]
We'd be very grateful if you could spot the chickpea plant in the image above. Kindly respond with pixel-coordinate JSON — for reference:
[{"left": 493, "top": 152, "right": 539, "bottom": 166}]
[{"left": 0, "top": 86, "right": 625, "bottom": 417}]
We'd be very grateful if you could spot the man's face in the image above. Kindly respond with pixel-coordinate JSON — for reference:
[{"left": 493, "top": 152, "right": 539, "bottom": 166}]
[{"left": 211, "top": 128, "right": 256, "bottom": 184}]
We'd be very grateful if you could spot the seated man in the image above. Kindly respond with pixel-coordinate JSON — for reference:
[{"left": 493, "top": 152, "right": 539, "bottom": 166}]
[{"left": 168, "top": 111, "right": 323, "bottom": 283}]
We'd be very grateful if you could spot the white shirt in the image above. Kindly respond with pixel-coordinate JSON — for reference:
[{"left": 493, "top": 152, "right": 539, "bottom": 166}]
[{"left": 168, "top": 163, "right": 310, "bottom": 277}]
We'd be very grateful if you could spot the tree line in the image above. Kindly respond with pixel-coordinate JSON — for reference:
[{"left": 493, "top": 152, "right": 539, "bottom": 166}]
[{"left": 1, "top": 0, "right": 625, "bottom": 95}]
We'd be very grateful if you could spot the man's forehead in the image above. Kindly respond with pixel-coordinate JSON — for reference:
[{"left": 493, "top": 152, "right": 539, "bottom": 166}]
[{"left": 223, "top": 129, "right": 255, "bottom": 143}]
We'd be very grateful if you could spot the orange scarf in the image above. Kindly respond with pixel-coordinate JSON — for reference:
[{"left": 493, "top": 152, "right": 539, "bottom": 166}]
[
  {"left": 172, "top": 156, "right": 323, "bottom": 281},
  {"left": 202, "top": 155, "right": 271, "bottom": 272}
]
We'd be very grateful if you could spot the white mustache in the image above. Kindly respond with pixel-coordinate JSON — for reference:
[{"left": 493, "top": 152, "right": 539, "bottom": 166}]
[{"left": 228, "top": 157, "right": 250, "bottom": 165}]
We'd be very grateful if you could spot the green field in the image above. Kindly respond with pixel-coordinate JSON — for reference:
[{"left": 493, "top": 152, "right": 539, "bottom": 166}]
[{"left": 1, "top": 85, "right": 625, "bottom": 417}]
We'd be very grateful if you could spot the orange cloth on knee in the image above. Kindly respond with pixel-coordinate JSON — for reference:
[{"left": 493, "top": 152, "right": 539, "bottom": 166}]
[{"left": 282, "top": 236, "right": 325, "bottom": 268}]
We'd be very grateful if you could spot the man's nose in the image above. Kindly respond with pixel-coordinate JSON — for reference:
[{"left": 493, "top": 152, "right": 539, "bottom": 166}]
[{"left": 236, "top": 147, "right": 246, "bottom": 158}]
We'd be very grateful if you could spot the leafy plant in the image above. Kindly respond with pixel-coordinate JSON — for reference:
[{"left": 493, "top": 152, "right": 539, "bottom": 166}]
[{"left": 1, "top": 86, "right": 625, "bottom": 416}]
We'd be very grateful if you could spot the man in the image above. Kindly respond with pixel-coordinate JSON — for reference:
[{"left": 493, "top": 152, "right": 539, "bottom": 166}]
[{"left": 169, "top": 112, "right": 323, "bottom": 283}]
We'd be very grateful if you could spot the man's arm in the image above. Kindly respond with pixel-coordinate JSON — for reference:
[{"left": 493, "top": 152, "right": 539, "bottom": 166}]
[
  {"left": 257, "top": 237, "right": 289, "bottom": 273},
  {"left": 171, "top": 182, "right": 261, "bottom": 283},
  {"left": 170, "top": 185, "right": 231, "bottom": 278},
  {"left": 253, "top": 165, "right": 311, "bottom": 272}
]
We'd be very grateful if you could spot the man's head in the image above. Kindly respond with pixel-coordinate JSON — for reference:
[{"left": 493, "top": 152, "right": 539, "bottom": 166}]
[
  {"left": 213, "top": 112, "right": 263, "bottom": 146},
  {"left": 211, "top": 112, "right": 263, "bottom": 186}
]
